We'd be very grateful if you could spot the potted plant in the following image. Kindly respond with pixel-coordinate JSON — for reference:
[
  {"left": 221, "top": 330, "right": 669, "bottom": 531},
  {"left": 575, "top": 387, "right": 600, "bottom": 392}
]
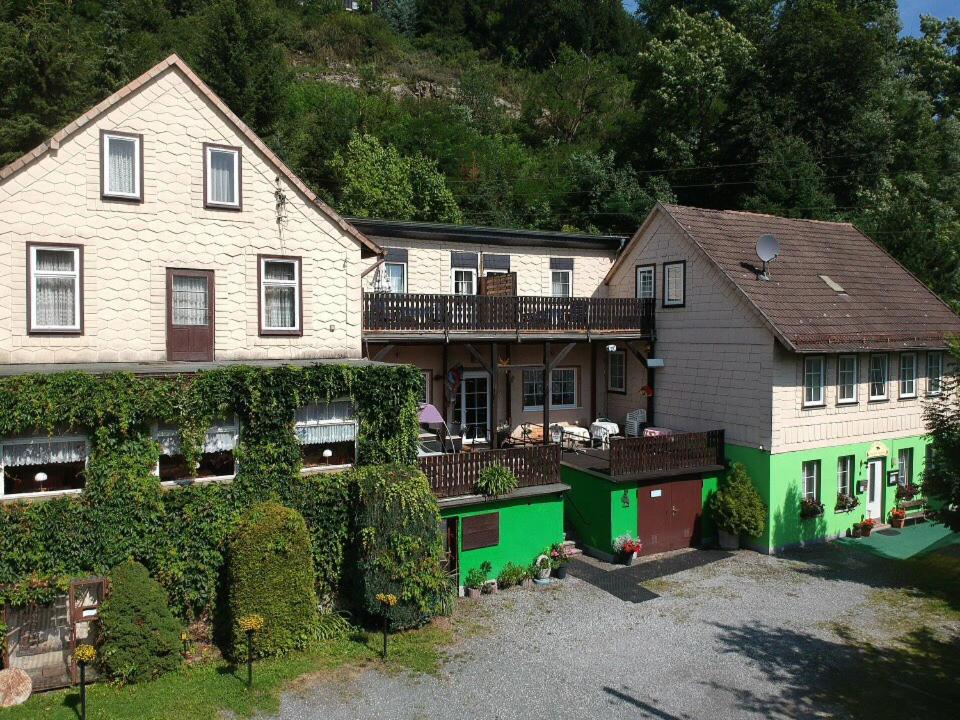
[
  {"left": 896, "top": 483, "right": 919, "bottom": 501},
  {"left": 474, "top": 464, "right": 518, "bottom": 497},
  {"left": 800, "top": 497, "right": 825, "bottom": 520},
  {"left": 496, "top": 562, "right": 527, "bottom": 590},
  {"left": 889, "top": 508, "right": 906, "bottom": 529},
  {"left": 835, "top": 493, "right": 859, "bottom": 513},
  {"left": 708, "top": 463, "right": 767, "bottom": 550},
  {"left": 550, "top": 543, "right": 571, "bottom": 579},
  {"left": 859, "top": 517, "right": 877, "bottom": 537},
  {"left": 464, "top": 562, "right": 490, "bottom": 599},
  {"left": 532, "top": 554, "right": 552, "bottom": 581},
  {"left": 613, "top": 534, "right": 641, "bottom": 565}
]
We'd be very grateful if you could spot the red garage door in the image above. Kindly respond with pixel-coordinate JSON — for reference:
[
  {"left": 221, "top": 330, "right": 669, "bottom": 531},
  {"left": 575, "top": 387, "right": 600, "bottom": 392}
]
[{"left": 636, "top": 478, "right": 703, "bottom": 556}]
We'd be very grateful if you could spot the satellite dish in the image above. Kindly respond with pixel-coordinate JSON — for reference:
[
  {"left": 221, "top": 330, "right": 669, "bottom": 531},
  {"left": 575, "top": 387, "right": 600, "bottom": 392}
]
[{"left": 755, "top": 234, "right": 780, "bottom": 281}]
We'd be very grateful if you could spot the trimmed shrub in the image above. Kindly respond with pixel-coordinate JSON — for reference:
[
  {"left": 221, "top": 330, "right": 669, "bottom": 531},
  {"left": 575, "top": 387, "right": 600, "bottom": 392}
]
[
  {"left": 350, "top": 464, "right": 453, "bottom": 630},
  {"left": 96, "top": 561, "right": 182, "bottom": 683},
  {"left": 709, "top": 463, "right": 767, "bottom": 537},
  {"left": 474, "top": 464, "right": 518, "bottom": 496},
  {"left": 227, "top": 502, "right": 319, "bottom": 659}
]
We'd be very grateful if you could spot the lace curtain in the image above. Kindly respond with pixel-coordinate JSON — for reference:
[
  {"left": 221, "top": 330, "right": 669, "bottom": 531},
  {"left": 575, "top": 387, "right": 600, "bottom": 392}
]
[
  {"left": 1, "top": 438, "right": 87, "bottom": 467},
  {"left": 209, "top": 150, "right": 236, "bottom": 204},
  {"left": 107, "top": 137, "right": 136, "bottom": 195},
  {"left": 294, "top": 402, "right": 355, "bottom": 445},
  {"left": 154, "top": 418, "right": 238, "bottom": 456},
  {"left": 263, "top": 261, "right": 296, "bottom": 328},
  {"left": 34, "top": 250, "right": 76, "bottom": 327},
  {"left": 172, "top": 275, "right": 208, "bottom": 326}
]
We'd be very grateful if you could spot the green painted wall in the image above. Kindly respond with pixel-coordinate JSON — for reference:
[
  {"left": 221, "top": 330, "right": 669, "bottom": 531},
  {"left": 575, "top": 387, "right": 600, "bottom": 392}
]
[
  {"left": 440, "top": 494, "right": 564, "bottom": 582},
  {"left": 726, "top": 436, "right": 931, "bottom": 552}
]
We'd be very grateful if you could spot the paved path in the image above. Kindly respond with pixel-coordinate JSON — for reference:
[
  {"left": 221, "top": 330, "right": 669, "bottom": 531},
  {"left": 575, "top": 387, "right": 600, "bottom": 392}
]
[{"left": 262, "top": 543, "right": 959, "bottom": 720}]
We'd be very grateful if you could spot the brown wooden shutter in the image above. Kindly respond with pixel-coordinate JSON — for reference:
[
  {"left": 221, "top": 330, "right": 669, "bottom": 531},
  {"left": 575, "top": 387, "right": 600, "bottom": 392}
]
[
  {"left": 480, "top": 272, "right": 517, "bottom": 296},
  {"left": 461, "top": 512, "right": 500, "bottom": 550}
]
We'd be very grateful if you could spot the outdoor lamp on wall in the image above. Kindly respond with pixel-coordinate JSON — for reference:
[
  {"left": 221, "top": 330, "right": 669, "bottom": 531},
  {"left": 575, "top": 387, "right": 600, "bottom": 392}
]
[{"left": 606, "top": 344, "right": 618, "bottom": 353}]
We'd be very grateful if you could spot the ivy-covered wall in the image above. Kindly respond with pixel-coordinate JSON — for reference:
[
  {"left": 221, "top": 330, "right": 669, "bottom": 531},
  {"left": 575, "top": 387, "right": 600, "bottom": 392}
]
[{"left": 0, "top": 363, "right": 423, "bottom": 618}]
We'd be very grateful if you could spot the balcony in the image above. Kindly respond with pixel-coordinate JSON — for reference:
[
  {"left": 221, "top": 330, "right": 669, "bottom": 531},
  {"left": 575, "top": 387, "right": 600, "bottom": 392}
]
[
  {"left": 562, "top": 430, "right": 726, "bottom": 481},
  {"left": 419, "top": 444, "right": 562, "bottom": 500},
  {"left": 363, "top": 293, "right": 655, "bottom": 340}
]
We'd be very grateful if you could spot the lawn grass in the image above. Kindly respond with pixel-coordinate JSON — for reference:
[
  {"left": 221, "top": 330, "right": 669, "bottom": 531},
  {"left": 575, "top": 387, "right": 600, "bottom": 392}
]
[{"left": 1, "top": 623, "right": 453, "bottom": 720}]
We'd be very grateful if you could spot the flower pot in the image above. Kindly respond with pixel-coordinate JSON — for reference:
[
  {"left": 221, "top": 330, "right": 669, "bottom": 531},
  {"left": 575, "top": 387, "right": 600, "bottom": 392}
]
[
  {"left": 891, "top": 517, "right": 905, "bottom": 529},
  {"left": 554, "top": 565, "right": 568, "bottom": 580},
  {"left": 617, "top": 551, "right": 637, "bottom": 566},
  {"left": 717, "top": 529, "right": 739, "bottom": 551},
  {"left": 465, "top": 587, "right": 481, "bottom": 599},
  {"left": 482, "top": 580, "right": 498, "bottom": 595},
  {"left": 851, "top": 524, "right": 862, "bottom": 538},
  {"left": 862, "top": 526, "right": 873, "bottom": 537}
]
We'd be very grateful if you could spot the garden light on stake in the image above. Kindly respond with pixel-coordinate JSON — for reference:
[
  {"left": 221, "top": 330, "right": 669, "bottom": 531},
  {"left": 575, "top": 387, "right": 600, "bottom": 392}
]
[
  {"left": 238, "top": 614, "right": 264, "bottom": 688},
  {"left": 375, "top": 593, "right": 397, "bottom": 659},
  {"left": 180, "top": 630, "right": 189, "bottom": 657},
  {"left": 74, "top": 644, "right": 96, "bottom": 720}
]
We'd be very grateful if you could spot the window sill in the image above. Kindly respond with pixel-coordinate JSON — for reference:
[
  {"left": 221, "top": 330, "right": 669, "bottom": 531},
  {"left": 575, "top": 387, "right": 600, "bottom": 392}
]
[
  {"left": 898, "top": 395, "right": 917, "bottom": 401},
  {"left": 204, "top": 202, "right": 241, "bottom": 212},
  {"left": 301, "top": 464, "right": 353, "bottom": 476},
  {"left": 0, "top": 487, "right": 83, "bottom": 503},
  {"left": 101, "top": 193, "right": 143, "bottom": 203},
  {"left": 28, "top": 327, "right": 82, "bottom": 336},
  {"left": 260, "top": 329, "right": 303, "bottom": 337},
  {"left": 160, "top": 474, "right": 235, "bottom": 487},
  {"left": 868, "top": 398, "right": 889, "bottom": 404},
  {"left": 837, "top": 400, "right": 858, "bottom": 407},
  {"left": 801, "top": 402, "right": 826, "bottom": 410},
  {"left": 607, "top": 388, "right": 627, "bottom": 395}
]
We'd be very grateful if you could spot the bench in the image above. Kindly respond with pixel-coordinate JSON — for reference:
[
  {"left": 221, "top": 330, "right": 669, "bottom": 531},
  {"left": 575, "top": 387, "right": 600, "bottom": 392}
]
[{"left": 898, "top": 498, "right": 927, "bottom": 522}]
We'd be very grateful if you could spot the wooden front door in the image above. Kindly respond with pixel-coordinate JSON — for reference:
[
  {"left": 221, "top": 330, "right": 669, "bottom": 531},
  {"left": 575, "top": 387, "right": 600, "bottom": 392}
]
[
  {"left": 166, "top": 269, "right": 215, "bottom": 361},
  {"left": 636, "top": 478, "right": 703, "bottom": 556}
]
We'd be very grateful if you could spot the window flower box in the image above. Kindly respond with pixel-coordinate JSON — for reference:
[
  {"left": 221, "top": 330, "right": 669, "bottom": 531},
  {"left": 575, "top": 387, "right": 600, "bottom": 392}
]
[
  {"left": 800, "top": 498, "right": 825, "bottom": 520},
  {"left": 835, "top": 494, "right": 859, "bottom": 513}
]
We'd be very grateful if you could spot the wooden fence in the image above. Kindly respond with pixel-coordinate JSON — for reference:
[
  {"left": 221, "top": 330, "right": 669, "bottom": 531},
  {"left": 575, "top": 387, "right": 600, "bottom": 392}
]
[
  {"left": 609, "top": 430, "right": 725, "bottom": 478},
  {"left": 363, "top": 293, "right": 655, "bottom": 335},
  {"left": 418, "top": 444, "right": 561, "bottom": 499}
]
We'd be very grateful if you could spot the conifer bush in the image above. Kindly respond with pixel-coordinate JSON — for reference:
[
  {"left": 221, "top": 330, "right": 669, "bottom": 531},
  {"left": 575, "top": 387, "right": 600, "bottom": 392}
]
[
  {"left": 709, "top": 463, "right": 767, "bottom": 538},
  {"left": 96, "top": 561, "right": 182, "bottom": 683},
  {"left": 226, "top": 502, "right": 319, "bottom": 659}
]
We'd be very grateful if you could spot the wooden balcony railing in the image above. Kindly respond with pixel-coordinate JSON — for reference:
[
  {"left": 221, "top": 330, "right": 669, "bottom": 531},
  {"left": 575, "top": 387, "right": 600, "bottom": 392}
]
[
  {"left": 363, "top": 293, "right": 655, "bottom": 335},
  {"left": 608, "top": 430, "right": 725, "bottom": 478},
  {"left": 418, "top": 444, "right": 561, "bottom": 499}
]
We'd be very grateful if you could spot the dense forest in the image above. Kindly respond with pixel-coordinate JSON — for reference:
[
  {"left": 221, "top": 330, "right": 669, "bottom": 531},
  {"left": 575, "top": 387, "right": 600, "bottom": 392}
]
[{"left": 1, "top": 1, "right": 959, "bottom": 305}]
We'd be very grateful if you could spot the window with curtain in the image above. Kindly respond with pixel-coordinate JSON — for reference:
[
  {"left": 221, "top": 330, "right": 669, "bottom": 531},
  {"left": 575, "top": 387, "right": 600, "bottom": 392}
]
[
  {"left": 551, "top": 270, "right": 572, "bottom": 297},
  {"left": 102, "top": 133, "right": 140, "bottom": 199},
  {"left": 898, "top": 448, "right": 913, "bottom": 486},
  {"left": 899, "top": 353, "right": 917, "bottom": 398},
  {"left": 837, "top": 455, "right": 854, "bottom": 497},
  {"left": 260, "top": 258, "right": 300, "bottom": 332},
  {"left": 30, "top": 245, "right": 81, "bottom": 332},
  {"left": 154, "top": 417, "right": 238, "bottom": 481},
  {"left": 384, "top": 262, "right": 406, "bottom": 293},
  {"left": 803, "top": 356, "right": 825, "bottom": 407},
  {"left": 1, "top": 435, "right": 88, "bottom": 497},
  {"left": 636, "top": 265, "right": 655, "bottom": 300},
  {"left": 205, "top": 145, "right": 240, "bottom": 207},
  {"left": 802, "top": 460, "right": 820, "bottom": 500},
  {"left": 663, "top": 261, "right": 685, "bottom": 307},
  {"left": 869, "top": 354, "right": 888, "bottom": 400},
  {"left": 928, "top": 352, "right": 943, "bottom": 395},
  {"left": 172, "top": 275, "right": 209, "bottom": 326},
  {"left": 608, "top": 350, "right": 626, "bottom": 392},
  {"left": 837, "top": 355, "right": 857, "bottom": 404}
]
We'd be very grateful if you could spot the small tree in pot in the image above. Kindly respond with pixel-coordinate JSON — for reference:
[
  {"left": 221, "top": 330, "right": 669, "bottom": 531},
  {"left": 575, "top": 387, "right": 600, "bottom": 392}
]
[{"left": 709, "top": 463, "right": 767, "bottom": 550}]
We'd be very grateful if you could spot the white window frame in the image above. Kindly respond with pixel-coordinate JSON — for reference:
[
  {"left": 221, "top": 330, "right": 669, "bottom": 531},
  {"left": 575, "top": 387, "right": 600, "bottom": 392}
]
[
  {"left": 837, "top": 354, "right": 857, "bottom": 405},
  {"left": 383, "top": 261, "right": 407, "bottom": 294},
  {"left": 663, "top": 261, "right": 685, "bottom": 307},
  {"left": 551, "top": 269, "right": 572, "bottom": 297},
  {"left": 869, "top": 354, "right": 888, "bottom": 401},
  {"left": 898, "top": 447, "right": 912, "bottom": 486},
  {"left": 803, "top": 356, "right": 825, "bottom": 408},
  {"left": 259, "top": 257, "right": 301, "bottom": 334},
  {"left": 29, "top": 244, "right": 82, "bottom": 333},
  {"left": 927, "top": 352, "right": 943, "bottom": 396},
  {"left": 421, "top": 370, "right": 432, "bottom": 405},
  {"left": 101, "top": 132, "right": 141, "bottom": 200},
  {"left": 451, "top": 268, "right": 477, "bottom": 295},
  {"left": 522, "top": 368, "right": 578, "bottom": 411},
  {"left": 154, "top": 417, "right": 239, "bottom": 485},
  {"left": 899, "top": 352, "right": 917, "bottom": 399},
  {"left": 802, "top": 460, "right": 820, "bottom": 501},
  {"left": 837, "top": 455, "right": 854, "bottom": 498},
  {"left": 204, "top": 145, "right": 241, "bottom": 209},
  {"left": 0, "top": 435, "right": 89, "bottom": 499},
  {"left": 635, "top": 265, "right": 655, "bottom": 300},
  {"left": 608, "top": 350, "right": 626, "bottom": 393}
]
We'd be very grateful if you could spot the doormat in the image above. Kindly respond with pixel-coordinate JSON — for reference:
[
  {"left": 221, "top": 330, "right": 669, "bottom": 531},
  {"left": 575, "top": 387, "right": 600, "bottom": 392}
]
[
  {"left": 875, "top": 528, "right": 901, "bottom": 536},
  {"left": 568, "top": 550, "right": 733, "bottom": 603}
]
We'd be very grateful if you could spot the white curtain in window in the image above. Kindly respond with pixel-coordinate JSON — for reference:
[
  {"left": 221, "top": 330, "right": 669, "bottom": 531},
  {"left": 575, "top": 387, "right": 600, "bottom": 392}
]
[
  {"left": 36, "top": 276, "right": 76, "bottom": 327},
  {"left": 384, "top": 264, "right": 406, "bottom": 293},
  {"left": 1, "top": 438, "right": 87, "bottom": 467},
  {"left": 295, "top": 401, "right": 354, "bottom": 425},
  {"left": 265, "top": 286, "right": 295, "bottom": 328},
  {"left": 154, "top": 418, "right": 238, "bottom": 456},
  {"left": 108, "top": 138, "right": 136, "bottom": 195},
  {"left": 210, "top": 150, "right": 236, "bottom": 204},
  {"left": 296, "top": 422, "right": 356, "bottom": 445},
  {"left": 172, "top": 276, "right": 208, "bottom": 326}
]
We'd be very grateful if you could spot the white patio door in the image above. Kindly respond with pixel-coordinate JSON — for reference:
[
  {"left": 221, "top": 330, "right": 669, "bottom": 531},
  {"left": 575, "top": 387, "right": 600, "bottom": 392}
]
[
  {"left": 866, "top": 459, "right": 883, "bottom": 520},
  {"left": 454, "top": 371, "right": 489, "bottom": 443}
]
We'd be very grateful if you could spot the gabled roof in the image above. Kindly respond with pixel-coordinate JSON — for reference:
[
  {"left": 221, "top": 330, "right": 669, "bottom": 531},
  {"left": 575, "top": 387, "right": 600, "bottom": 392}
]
[
  {"left": 608, "top": 203, "right": 960, "bottom": 353},
  {"left": 0, "top": 54, "right": 381, "bottom": 257},
  {"left": 348, "top": 217, "right": 626, "bottom": 251}
]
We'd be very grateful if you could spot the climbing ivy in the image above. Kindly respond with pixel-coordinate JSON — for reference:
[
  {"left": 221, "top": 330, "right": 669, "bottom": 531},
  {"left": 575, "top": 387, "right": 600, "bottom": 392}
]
[{"left": 0, "top": 363, "right": 423, "bottom": 616}]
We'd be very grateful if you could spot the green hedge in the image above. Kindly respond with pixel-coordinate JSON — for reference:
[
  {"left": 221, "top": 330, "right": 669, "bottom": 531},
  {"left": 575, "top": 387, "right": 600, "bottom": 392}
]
[
  {"left": 350, "top": 464, "right": 453, "bottom": 630},
  {"left": 227, "top": 503, "right": 319, "bottom": 659},
  {"left": 0, "top": 364, "right": 422, "bottom": 617}
]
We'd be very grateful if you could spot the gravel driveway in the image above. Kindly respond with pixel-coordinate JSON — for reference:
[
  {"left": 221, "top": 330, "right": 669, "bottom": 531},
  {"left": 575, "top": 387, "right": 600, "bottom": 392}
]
[{"left": 261, "top": 545, "right": 959, "bottom": 720}]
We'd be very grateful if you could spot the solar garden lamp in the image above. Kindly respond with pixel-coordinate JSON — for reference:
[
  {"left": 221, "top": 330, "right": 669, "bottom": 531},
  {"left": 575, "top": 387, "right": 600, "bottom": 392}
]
[
  {"left": 238, "top": 615, "right": 264, "bottom": 688},
  {"left": 180, "top": 630, "right": 189, "bottom": 657},
  {"left": 375, "top": 593, "right": 397, "bottom": 659},
  {"left": 73, "top": 644, "right": 96, "bottom": 720}
]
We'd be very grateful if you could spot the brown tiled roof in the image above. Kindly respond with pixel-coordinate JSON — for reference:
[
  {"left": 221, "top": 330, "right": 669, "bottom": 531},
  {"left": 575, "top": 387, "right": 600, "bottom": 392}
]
[
  {"left": 0, "top": 55, "right": 381, "bottom": 257},
  {"left": 659, "top": 204, "right": 960, "bottom": 352}
]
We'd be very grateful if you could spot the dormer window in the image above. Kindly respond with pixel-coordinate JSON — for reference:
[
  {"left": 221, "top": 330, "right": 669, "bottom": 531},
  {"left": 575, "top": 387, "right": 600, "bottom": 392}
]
[
  {"left": 204, "top": 144, "right": 241, "bottom": 209},
  {"left": 101, "top": 131, "right": 142, "bottom": 201}
]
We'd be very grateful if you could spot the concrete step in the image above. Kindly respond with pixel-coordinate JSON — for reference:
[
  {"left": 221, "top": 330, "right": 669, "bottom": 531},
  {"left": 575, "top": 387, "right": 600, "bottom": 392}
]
[{"left": 561, "top": 539, "right": 583, "bottom": 556}]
